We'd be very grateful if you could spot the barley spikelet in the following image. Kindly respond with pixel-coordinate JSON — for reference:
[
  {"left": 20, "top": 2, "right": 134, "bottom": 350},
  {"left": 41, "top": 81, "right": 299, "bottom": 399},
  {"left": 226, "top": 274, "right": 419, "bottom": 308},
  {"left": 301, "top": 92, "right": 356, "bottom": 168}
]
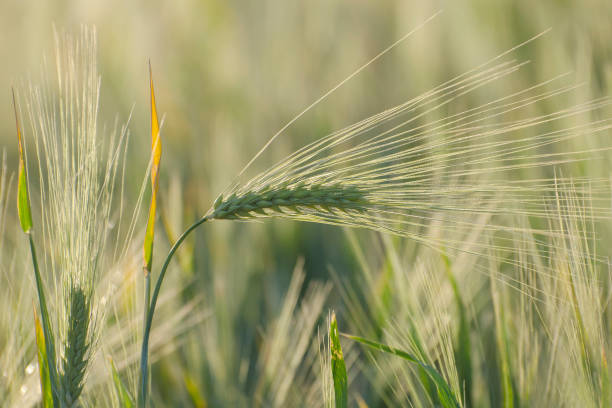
[
  {"left": 60, "top": 287, "right": 91, "bottom": 406},
  {"left": 211, "top": 182, "right": 367, "bottom": 220}
]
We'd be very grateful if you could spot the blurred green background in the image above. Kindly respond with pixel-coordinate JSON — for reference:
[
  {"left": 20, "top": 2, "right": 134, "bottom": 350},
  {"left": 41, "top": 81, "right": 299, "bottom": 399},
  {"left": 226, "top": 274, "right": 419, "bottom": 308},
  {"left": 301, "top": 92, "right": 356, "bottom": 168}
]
[{"left": 2, "top": 0, "right": 612, "bottom": 406}]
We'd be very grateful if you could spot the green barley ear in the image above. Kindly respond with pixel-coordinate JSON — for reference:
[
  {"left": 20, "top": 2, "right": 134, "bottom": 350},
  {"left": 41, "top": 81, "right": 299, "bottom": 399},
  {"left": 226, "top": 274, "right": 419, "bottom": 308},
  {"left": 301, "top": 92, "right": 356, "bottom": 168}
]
[
  {"left": 210, "top": 183, "right": 367, "bottom": 220},
  {"left": 60, "top": 286, "right": 91, "bottom": 405},
  {"left": 12, "top": 89, "right": 32, "bottom": 234}
]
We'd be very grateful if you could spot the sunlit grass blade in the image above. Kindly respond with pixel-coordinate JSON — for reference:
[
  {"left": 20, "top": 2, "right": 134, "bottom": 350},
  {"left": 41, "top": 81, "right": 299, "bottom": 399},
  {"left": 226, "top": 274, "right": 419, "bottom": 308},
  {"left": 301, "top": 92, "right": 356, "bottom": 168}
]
[
  {"left": 330, "top": 313, "right": 348, "bottom": 408},
  {"left": 490, "top": 276, "right": 516, "bottom": 408},
  {"left": 342, "top": 333, "right": 461, "bottom": 408},
  {"left": 442, "top": 254, "right": 472, "bottom": 406},
  {"left": 34, "top": 306, "right": 53, "bottom": 408},
  {"left": 111, "top": 357, "right": 135, "bottom": 408},
  {"left": 143, "top": 62, "right": 162, "bottom": 275}
]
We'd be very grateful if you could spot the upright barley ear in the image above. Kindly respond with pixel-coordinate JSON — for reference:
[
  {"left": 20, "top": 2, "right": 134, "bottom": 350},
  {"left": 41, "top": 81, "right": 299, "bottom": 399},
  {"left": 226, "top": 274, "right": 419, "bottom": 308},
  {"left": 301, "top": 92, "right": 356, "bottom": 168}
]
[{"left": 21, "top": 25, "right": 126, "bottom": 406}]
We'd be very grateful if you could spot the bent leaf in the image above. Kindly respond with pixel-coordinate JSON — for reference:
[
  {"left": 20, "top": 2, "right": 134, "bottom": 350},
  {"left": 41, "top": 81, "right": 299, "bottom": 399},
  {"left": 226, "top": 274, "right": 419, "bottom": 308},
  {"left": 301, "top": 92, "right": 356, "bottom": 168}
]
[
  {"left": 13, "top": 90, "right": 33, "bottom": 233},
  {"left": 330, "top": 313, "right": 348, "bottom": 408},
  {"left": 34, "top": 306, "right": 53, "bottom": 408},
  {"left": 342, "top": 333, "right": 461, "bottom": 408},
  {"left": 143, "top": 63, "right": 162, "bottom": 274}
]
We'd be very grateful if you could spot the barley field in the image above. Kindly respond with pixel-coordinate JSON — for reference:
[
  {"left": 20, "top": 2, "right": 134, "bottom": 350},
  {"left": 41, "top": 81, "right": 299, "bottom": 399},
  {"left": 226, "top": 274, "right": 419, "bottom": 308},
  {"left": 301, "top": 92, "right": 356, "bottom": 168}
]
[{"left": 2, "top": 1, "right": 612, "bottom": 407}]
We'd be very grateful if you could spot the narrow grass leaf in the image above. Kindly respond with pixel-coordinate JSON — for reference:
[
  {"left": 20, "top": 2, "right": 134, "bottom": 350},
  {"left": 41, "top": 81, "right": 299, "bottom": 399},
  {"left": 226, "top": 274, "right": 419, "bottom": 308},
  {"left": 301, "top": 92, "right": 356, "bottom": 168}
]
[
  {"left": 343, "top": 333, "right": 461, "bottom": 408},
  {"left": 442, "top": 254, "right": 472, "bottom": 406},
  {"left": 601, "top": 348, "right": 610, "bottom": 408},
  {"left": 12, "top": 89, "right": 32, "bottom": 233},
  {"left": 110, "top": 358, "right": 135, "bottom": 408},
  {"left": 28, "top": 235, "right": 60, "bottom": 406},
  {"left": 140, "top": 63, "right": 162, "bottom": 407},
  {"left": 33, "top": 306, "right": 53, "bottom": 408},
  {"left": 491, "top": 278, "right": 516, "bottom": 408},
  {"left": 143, "top": 63, "right": 162, "bottom": 274},
  {"left": 16, "top": 87, "right": 59, "bottom": 405},
  {"left": 330, "top": 313, "right": 348, "bottom": 408}
]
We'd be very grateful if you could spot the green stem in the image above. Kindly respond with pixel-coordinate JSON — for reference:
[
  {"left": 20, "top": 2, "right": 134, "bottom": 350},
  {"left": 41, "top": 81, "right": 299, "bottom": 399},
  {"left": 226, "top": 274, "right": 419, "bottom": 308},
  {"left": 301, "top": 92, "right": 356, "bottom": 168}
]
[
  {"left": 140, "top": 271, "right": 150, "bottom": 400},
  {"left": 143, "top": 272, "right": 150, "bottom": 337},
  {"left": 29, "top": 235, "right": 60, "bottom": 407},
  {"left": 138, "top": 215, "right": 209, "bottom": 407}
]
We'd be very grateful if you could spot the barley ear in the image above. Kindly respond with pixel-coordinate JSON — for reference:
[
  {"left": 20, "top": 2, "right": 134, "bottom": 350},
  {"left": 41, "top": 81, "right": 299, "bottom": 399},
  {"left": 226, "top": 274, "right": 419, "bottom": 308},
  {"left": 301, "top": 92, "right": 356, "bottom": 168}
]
[
  {"left": 60, "top": 286, "right": 92, "bottom": 406},
  {"left": 211, "top": 183, "right": 367, "bottom": 220}
]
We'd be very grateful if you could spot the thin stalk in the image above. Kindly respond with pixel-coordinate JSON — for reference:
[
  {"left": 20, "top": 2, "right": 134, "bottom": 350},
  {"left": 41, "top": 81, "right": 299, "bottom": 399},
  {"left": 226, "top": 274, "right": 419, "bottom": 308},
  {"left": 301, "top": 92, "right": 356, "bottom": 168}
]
[
  {"left": 138, "top": 215, "right": 209, "bottom": 407},
  {"left": 143, "top": 273, "right": 150, "bottom": 336},
  {"left": 29, "top": 235, "right": 60, "bottom": 407},
  {"left": 141, "top": 271, "right": 150, "bottom": 398}
]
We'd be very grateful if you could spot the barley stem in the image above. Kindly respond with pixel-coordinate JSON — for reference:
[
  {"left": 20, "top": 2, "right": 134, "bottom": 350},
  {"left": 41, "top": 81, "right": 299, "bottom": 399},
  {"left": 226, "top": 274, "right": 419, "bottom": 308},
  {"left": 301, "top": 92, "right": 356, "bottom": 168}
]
[
  {"left": 143, "top": 272, "right": 150, "bottom": 356},
  {"left": 138, "top": 215, "right": 210, "bottom": 407}
]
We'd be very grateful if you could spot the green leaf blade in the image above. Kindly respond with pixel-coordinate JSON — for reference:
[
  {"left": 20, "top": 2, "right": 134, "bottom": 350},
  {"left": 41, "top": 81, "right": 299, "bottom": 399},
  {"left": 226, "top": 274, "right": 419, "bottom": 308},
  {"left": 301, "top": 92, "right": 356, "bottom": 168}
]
[
  {"left": 33, "top": 307, "right": 53, "bottom": 408},
  {"left": 330, "top": 313, "right": 348, "bottom": 408},
  {"left": 13, "top": 90, "right": 33, "bottom": 233},
  {"left": 110, "top": 358, "right": 135, "bottom": 408},
  {"left": 343, "top": 333, "right": 461, "bottom": 408},
  {"left": 443, "top": 255, "right": 472, "bottom": 406},
  {"left": 18, "top": 161, "right": 33, "bottom": 233}
]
